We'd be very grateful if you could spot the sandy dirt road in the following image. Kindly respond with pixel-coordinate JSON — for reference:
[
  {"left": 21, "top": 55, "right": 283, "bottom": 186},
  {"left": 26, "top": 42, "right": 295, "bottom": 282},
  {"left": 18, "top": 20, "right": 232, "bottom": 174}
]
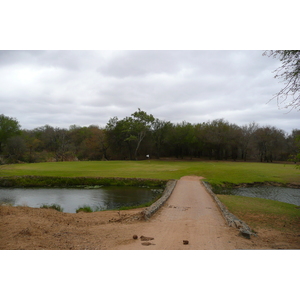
[{"left": 113, "top": 176, "right": 244, "bottom": 250}]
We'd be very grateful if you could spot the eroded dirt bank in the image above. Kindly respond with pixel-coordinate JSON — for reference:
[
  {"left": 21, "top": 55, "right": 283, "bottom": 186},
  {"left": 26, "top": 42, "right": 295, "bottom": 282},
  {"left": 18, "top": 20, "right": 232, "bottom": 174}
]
[{"left": 1, "top": 176, "right": 299, "bottom": 250}]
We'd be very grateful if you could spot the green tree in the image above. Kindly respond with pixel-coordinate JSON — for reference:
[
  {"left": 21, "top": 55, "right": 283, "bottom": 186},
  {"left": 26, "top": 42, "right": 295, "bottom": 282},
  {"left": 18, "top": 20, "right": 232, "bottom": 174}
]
[
  {"left": 287, "top": 131, "right": 300, "bottom": 166},
  {"left": 254, "top": 126, "right": 286, "bottom": 162},
  {"left": 240, "top": 122, "right": 259, "bottom": 161},
  {"left": 82, "top": 126, "right": 109, "bottom": 160},
  {"left": 202, "top": 119, "right": 231, "bottom": 160},
  {"left": 69, "top": 125, "right": 93, "bottom": 158},
  {"left": 52, "top": 127, "right": 72, "bottom": 161},
  {"left": 106, "top": 109, "right": 155, "bottom": 160},
  {"left": 167, "top": 122, "right": 197, "bottom": 159},
  {"left": 21, "top": 129, "right": 43, "bottom": 162},
  {"left": 129, "top": 108, "right": 155, "bottom": 160},
  {"left": 152, "top": 119, "right": 173, "bottom": 158},
  {"left": 263, "top": 50, "right": 300, "bottom": 110},
  {"left": 0, "top": 114, "right": 21, "bottom": 153},
  {"left": 3, "top": 136, "right": 26, "bottom": 162}
]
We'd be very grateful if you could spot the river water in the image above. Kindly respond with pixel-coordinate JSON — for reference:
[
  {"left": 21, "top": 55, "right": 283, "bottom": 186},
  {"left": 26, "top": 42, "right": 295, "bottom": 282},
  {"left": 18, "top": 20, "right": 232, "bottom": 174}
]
[
  {"left": 0, "top": 186, "right": 161, "bottom": 213},
  {"left": 229, "top": 186, "right": 300, "bottom": 206}
]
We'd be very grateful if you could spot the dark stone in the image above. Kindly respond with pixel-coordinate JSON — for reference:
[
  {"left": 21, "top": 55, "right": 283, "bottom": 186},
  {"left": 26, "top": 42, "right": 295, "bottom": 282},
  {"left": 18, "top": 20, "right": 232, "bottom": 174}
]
[
  {"left": 133, "top": 235, "right": 138, "bottom": 239},
  {"left": 239, "top": 229, "right": 251, "bottom": 239},
  {"left": 140, "top": 235, "right": 154, "bottom": 241},
  {"left": 183, "top": 240, "right": 189, "bottom": 245},
  {"left": 141, "top": 242, "right": 154, "bottom": 246}
]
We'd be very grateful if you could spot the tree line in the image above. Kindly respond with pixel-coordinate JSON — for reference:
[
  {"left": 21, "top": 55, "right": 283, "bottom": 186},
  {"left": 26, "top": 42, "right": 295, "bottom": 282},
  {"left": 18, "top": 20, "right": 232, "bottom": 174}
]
[{"left": 0, "top": 110, "right": 299, "bottom": 164}]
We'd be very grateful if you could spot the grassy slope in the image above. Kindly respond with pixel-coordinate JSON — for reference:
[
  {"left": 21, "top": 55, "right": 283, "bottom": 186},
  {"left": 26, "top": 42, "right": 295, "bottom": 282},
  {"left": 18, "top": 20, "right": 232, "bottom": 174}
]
[
  {"left": 0, "top": 160, "right": 299, "bottom": 185},
  {"left": 218, "top": 194, "right": 300, "bottom": 233}
]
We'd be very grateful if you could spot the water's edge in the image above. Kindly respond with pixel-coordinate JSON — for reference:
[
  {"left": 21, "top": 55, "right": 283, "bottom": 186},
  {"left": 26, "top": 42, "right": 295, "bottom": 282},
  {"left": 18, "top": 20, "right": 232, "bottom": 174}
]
[
  {"left": 142, "top": 180, "right": 177, "bottom": 220},
  {"left": 202, "top": 181, "right": 256, "bottom": 239},
  {"left": 210, "top": 182, "right": 300, "bottom": 206}
]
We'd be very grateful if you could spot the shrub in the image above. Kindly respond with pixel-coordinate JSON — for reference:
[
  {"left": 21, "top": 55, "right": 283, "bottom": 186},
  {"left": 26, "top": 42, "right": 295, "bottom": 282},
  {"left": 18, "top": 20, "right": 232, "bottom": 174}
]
[
  {"left": 76, "top": 205, "right": 93, "bottom": 213},
  {"left": 40, "top": 204, "right": 64, "bottom": 212}
]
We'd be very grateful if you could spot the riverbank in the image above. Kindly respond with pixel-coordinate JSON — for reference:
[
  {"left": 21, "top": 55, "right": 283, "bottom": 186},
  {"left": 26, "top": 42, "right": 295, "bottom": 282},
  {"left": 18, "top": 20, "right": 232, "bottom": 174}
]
[
  {"left": 1, "top": 176, "right": 299, "bottom": 250},
  {"left": 1, "top": 200, "right": 299, "bottom": 250},
  {"left": 217, "top": 194, "right": 300, "bottom": 235}
]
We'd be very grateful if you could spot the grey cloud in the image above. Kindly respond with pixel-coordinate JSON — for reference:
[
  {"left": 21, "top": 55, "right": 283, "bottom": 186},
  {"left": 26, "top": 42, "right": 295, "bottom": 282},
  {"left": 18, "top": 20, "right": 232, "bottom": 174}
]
[
  {"left": 0, "top": 50, "right": 108, "bottom": 73},
  {"left": 0, "top": 50, "right": 46, "bottom": 67},
  {"left": 98, "top": 50, "right": 193, "bottom": 78},
  {"left": 0, "top": 50, "right": 298, "bottom": 133}
]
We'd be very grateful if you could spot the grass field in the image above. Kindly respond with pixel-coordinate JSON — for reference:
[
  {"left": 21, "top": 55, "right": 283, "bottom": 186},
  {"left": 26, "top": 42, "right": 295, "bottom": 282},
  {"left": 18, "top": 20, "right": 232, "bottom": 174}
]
[{"left": 0, "top": 160, "right": 299, "bottom": 185}]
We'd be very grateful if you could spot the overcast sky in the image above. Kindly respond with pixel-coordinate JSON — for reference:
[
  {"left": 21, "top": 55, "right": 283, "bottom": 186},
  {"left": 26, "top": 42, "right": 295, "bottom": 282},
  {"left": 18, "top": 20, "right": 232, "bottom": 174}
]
[{"left": 0, "top": 50, "right": 298, "bottom": 134}]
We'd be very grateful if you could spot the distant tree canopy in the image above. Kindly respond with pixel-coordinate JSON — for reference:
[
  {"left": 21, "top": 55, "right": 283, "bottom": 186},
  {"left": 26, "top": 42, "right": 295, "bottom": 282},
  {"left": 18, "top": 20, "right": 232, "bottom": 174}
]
[
  {"left": 0, "top": 114, "right": 21, "bottom": 153},
  {"left": 0, "top": 110, "right": 299, "bottom": 164},
  {"left": 263, "top": 50, "right": 300, "bottom": 111}
]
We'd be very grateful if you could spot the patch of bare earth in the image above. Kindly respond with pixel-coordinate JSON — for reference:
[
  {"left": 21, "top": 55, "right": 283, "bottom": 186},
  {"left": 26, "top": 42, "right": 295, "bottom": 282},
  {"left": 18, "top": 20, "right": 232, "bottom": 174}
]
[{"left": 1, "top": 176, "right": 299, "bottom": 250}]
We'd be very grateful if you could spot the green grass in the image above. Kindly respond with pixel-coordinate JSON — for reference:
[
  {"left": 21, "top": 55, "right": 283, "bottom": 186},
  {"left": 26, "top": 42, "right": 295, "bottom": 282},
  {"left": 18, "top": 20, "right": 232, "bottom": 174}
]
[
  {"left": 40, "top": 204, "right": 64, "bottom": 212},
  {"left": 218, "top": 194, "right": 300, "bottom": 232},
  {"left": 0, "top": 160, "right": 299, "bottom": 185},
  {"left": 76, "top": 205, "right": 94, "bottom": 213}
]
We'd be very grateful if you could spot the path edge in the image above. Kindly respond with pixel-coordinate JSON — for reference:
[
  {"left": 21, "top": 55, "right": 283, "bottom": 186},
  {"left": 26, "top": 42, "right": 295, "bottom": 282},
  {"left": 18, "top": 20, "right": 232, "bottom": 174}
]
[
  {"left": 202, "top": 181, "right": 256, "bottom": 238},
  {"left": 142, "top": 180, "right": 177, "bottom": 220}
]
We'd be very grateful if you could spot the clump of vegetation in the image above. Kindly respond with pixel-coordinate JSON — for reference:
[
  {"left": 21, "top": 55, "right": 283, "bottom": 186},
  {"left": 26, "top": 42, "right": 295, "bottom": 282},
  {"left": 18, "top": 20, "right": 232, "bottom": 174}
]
[
  {"left": 40, "top": 204, "right": 63, "bottom": 212},
  {"left": 76, "top": 205, "right": 94, "bottom": 213},
  {"left": 83, "top": 185, "right": 103, "bottom": 189},
  {"left": 116, "top": 201, "right": 154, "bottom": 211},
  {"left": 0, "top": 202, "right": 13, "bottom": 207}
]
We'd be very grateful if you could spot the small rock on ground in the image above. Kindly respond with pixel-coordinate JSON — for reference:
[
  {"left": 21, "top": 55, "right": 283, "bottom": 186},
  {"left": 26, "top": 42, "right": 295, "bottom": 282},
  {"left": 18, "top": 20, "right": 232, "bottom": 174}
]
[
  {"left": 141, "top": 242, "right": 155, "bottom": 246},
  {"left": 140, "top": 235, "right": 154, "bottom": 241}
]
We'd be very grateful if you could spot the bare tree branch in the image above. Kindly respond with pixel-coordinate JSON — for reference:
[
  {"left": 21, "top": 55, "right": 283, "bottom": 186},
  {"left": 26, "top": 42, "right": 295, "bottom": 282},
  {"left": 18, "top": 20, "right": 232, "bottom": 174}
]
[{"left": 263, "top": 50, "right": 300, "bottom": 111}]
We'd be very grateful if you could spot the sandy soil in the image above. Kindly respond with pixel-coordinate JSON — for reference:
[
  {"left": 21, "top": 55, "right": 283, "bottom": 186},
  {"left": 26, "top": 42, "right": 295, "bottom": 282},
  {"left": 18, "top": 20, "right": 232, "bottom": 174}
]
[{"left": 1, "top": 176, "right": 299, "bottom": 250}]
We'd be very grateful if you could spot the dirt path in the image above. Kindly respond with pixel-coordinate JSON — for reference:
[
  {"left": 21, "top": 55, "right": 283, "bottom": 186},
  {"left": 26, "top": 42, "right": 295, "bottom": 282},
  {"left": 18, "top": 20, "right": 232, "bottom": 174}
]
[{"left": 112, "top": 176, "right": 246, "bottom": 250}]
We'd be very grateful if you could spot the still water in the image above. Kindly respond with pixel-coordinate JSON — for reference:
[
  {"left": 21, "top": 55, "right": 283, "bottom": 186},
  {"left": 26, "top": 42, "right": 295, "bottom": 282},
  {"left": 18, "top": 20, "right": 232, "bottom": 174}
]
[
  {"left": 230, "top": 186, "right": 300, "bottom": 206},
  {"left": 0, "top": 187, "right": 160, "bottom": 213}
]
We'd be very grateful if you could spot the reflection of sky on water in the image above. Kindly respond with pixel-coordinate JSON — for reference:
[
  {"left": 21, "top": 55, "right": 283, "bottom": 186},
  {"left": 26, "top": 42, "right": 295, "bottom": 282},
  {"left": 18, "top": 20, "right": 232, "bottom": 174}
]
[
  {"left": 0, "top": 187, "right": 156, "bottom": 213},
  {"left": 231, "top": 186, "right": 300, "bottom": 206}
]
